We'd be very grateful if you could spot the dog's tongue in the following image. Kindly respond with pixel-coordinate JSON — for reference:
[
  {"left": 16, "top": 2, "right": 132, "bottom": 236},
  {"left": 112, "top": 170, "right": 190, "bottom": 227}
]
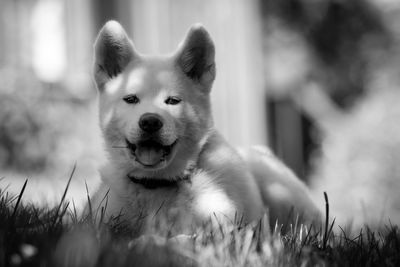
[{"left": 135, "top": 145, "right": 164, "bottom": 166}]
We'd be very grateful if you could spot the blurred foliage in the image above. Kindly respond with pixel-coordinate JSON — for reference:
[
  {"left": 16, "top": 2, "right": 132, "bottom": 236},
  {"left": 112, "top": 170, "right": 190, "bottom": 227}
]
[
  {"left": 262, "top": 0, "right": 390, "bottom": 108},
  {"left": 262, "top": 0, "right": 400, "bottom": 227},
  {"left": 262, "top": 0, "right": 397, "bottom": 179},
  {"left": 0, "top": 66, "right": 99, "bottom": 176},
  {"left": 310, "top": 88, "right": 400, "bottom": 227},
  {"left": 0, "top": 67, "right": 56, "bottom": 172}
]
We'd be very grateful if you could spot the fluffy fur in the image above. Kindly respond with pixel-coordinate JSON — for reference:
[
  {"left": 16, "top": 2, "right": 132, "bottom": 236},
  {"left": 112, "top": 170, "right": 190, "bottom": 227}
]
[{"left": 89, "top": 21, "right": 320, "bottom": 235}]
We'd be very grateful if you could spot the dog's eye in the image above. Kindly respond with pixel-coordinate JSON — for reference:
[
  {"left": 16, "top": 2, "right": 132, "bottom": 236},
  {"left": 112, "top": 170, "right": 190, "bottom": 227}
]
[
  {"left": 123, "top": 94, "right": 140, "bottom": 104},
  {"left": 165, "top": 96, "right": 182, "bottom": 105}
]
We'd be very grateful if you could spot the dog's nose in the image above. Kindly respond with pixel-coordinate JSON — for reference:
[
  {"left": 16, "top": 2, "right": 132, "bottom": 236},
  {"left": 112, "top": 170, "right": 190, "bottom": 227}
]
[{"left": 139, "top": 113, "right": 163, "bottom": 133}]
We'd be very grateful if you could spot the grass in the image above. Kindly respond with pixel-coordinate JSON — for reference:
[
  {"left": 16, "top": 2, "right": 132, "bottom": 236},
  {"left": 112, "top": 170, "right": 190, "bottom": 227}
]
[{"left": 1, "top": 177, "right": 400, "bottom": 267}]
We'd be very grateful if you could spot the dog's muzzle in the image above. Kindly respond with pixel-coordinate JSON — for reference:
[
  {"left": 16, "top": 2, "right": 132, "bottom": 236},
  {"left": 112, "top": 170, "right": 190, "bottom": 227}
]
[{"left": 126, "top": 139, "right": 177, "bottom": 167}]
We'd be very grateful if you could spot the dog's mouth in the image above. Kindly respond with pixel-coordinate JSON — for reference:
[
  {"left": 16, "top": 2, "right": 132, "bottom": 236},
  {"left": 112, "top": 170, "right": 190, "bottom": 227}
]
[{"left": 126, "top": 139, "right": 177, "bottom": 168}]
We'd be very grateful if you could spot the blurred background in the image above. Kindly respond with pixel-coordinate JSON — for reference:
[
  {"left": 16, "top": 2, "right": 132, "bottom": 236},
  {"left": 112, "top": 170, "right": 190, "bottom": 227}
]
[{"left": 1, "top": 0, "right": 400, "bottom": 228}]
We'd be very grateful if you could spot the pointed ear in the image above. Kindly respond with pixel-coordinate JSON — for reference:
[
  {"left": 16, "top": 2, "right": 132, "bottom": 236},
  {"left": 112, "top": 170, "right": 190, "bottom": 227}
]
[
  {"left": 93, "top": 21, "right": 137, "bottom": 90},
  {"left": 176, "top": 24, "right": 216, "bottom": 88}
]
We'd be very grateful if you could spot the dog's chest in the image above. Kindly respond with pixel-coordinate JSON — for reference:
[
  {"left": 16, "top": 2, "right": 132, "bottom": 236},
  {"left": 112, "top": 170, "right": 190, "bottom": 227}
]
[{"left": 114, "top": 173, "right": 236, "bottom": 233}]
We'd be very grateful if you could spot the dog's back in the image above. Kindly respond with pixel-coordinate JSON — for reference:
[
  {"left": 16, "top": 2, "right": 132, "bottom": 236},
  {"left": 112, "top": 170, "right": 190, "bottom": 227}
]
[{"left": 239, "top": 146, "right": 321, "bottom": 227}]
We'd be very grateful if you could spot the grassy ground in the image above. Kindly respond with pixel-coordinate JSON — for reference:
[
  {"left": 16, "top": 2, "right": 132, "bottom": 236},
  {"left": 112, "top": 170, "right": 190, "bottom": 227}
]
[{"left": 1, "top": 176, "right": 400, "bottom": 267}]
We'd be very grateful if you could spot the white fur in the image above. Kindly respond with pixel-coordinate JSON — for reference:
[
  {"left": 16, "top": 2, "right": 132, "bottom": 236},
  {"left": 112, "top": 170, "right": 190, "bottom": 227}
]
[{"left": 89, "top": 21, "right": 321, "bottom": 235}]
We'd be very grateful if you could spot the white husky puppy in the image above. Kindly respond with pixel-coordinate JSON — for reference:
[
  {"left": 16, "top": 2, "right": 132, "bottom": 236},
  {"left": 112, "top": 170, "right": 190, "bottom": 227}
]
[{"left": 89, "top": 21, "right": 320, "bottom": 235}]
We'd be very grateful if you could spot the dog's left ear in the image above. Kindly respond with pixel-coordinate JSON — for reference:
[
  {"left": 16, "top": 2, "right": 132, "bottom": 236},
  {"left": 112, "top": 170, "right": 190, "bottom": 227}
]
[{"left": 176, "top": 24, "right": 216, "bottom": 89}]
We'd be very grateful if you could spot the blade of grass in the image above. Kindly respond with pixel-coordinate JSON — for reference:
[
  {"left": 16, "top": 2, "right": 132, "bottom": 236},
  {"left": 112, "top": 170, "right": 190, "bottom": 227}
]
[
  {"left": 323, "top": 191, "right": 330, "bottom": 250},
  {"left": 95, "top": 189, "right": 110, "bottom": 221},
  {"left": 52, "top": 163, "right": 76, "bottom": 226},
  {"left": 327, "top": 218, "right": 336, "bottom": 242},
  {"left": 212, "top": 212, "right": 225, "bottom": 239},
  {"left": 99, "top": 192, "right": 110, "bottom": 225},
  {"left": 85, "top": 180, "right": 93, "bottom": 220},
  {"left": 11, "top": 179, "right": 28, "bottom": 221},
  {"left": 69, "top": 199, "right": 78, "bottom": 223}
]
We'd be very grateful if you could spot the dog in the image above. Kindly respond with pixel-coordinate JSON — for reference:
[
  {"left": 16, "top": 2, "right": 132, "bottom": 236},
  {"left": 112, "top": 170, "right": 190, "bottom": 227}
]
[{"left": 89, "top": 21, "right": 320, "bottom": 235}]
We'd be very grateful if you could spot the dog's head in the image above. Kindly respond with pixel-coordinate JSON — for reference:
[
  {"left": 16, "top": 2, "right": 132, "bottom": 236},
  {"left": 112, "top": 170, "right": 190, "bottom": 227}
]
[{"left": 93, "top": 21, "right": 215, "bottom": 179}]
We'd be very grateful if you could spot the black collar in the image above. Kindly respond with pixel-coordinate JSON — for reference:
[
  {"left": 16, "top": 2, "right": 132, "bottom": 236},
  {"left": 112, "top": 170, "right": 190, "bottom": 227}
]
[{"left": 127, "top": 174, "right": 191, "bottom": 190}]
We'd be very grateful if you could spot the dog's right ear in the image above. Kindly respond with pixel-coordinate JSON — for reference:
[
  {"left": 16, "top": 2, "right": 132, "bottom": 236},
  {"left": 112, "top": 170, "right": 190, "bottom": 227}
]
[{"left": 93, "top": 21, "right": 137, "bottom": 90}]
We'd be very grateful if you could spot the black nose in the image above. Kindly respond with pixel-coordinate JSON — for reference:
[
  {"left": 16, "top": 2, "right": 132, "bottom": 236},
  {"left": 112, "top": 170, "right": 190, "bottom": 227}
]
[{"left": 139, "top": 113, "right": 163, "bottom": 133}]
